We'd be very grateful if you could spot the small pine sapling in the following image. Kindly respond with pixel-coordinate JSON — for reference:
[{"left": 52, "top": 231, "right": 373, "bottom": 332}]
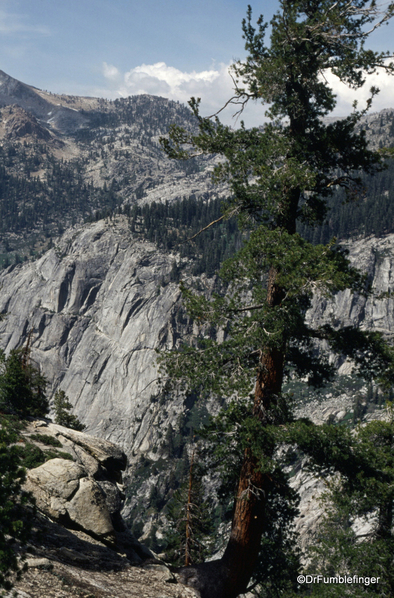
[{"left": 53, "top": 389, "right": 85, "bottom": 431}]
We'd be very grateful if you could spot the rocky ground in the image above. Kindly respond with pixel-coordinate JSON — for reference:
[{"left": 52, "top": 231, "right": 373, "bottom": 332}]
[
  {"left": 5, "top": 420, "right": 198, "bottom": 598},
  {"left": 7, "top": 514, "right": 197, "bottom": 598}
]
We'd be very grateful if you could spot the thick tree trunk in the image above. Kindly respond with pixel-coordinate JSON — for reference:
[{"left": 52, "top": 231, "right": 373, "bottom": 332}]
[
  {"left": 377, "top": 493, "right": 393, "bottom": 540},
  {"left": 179, "top": 270, "right": 286, "bottom": 598},
  {"left": 179, "top": 455, "right": 271, "bottom": 597}
]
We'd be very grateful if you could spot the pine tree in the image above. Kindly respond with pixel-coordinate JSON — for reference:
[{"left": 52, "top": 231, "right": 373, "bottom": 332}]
[
  {"left": 160, "top": 2, "right": 394, "bottom": 596},
  {"left": 53, "top": 389, "right": 85, "bottom": 431},
  {"left": 292, "top": 414, "right": 394, "bottom": 596},
  {"left": 165, "top": 448, "right": 213, "bottom": 567},
  {"left": 0, "top": 349, "right": 48, "bottom": 418}
]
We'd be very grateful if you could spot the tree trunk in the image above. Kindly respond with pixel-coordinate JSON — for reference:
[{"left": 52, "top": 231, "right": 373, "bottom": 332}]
[
  {"left": 185, "top": 449, "right": 195, "bottom": 567},
  {"left": 179, "top": 270, "right": 286, "bottom": 598},
  {"left": 377, "top": 492, "right": 393, "bottom": 540}
]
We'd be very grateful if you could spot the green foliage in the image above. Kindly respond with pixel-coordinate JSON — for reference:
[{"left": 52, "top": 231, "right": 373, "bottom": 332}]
[
  {"left": 160, "top": 235, "right": 394, "bottom": 402},
  {"left": 306, "top": 513, "right": 393, "bottom": 597},
  {"left": 125, "top": 195, "right": 245, "bottom": 277},
  {"left": 14, "top": 442, "right": 47, "bottom": 469},
  {"left": 0, "top": 416, "right": 34, "bottom": 590},
  {"left": 159, "top": 0, "right": 394, "bottom": 410},
  {"left": 53, "top": 389, "right": 85, "bottom": 431},
  {"left": 0, "top": 145, "right": 121, "bottom": 247},
  {"left": 13, "top": 441, "right": 73, "bottom": 469},
  {"left": 0, "top": 349, "right": 49, "bottom": 418},
  {"left": 297, "top": 152, "right": 394, "bottom": 243},
  {"left": 43, "top": 449, "right": 74, "bottom": 462},
  {"left": 29, "top": 433, "right": 62, "bottom": 447},
  {"left": 292, "top": 413, "right": 394, "bottom": 596}
]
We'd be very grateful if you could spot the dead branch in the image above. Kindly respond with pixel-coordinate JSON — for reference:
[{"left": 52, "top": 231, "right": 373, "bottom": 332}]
[{"left": 185, "top": 207, "right": 238, "bottom": 242}]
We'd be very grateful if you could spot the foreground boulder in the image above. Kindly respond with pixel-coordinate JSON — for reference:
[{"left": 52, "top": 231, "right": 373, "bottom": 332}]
[
  {"left": 26, "top": 458, "right": 115, "bottom": 541},
  {"left": 22, "top": 420, "right": 133, "bottom": 549},
  {"left": 14, "top": 420, "right": 198, "bottom": 596}
]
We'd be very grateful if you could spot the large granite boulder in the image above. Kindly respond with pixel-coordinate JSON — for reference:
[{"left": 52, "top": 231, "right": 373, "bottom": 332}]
[
  {"left": 23, "top": 420, "right": 128, "bottom": 545},
  {"left": 25, "top": 458, "right": 115, "bottom": 541}
]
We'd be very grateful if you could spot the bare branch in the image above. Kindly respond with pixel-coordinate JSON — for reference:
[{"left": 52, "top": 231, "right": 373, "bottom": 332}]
[
  {"left": 204, "top": 71, "right": 256, "bottom": 121},
  {"left": 230, "top": 304, "right": 266, "bottom": 313},
  {"left": 186, "top": 215, "right": 226, "bottom": 241},
  {"left": 185, "top": 207, "right": 238, "bottom": 242}
]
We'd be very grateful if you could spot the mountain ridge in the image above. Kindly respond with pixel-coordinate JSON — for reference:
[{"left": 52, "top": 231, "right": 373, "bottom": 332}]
[{"left": 0, "top": 68, "right": 393, "bottom": 265}]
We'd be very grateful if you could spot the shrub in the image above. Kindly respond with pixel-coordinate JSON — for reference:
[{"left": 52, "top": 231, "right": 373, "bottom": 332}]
[
  {"left": 29, "top": 433, "right": 62, "bottom": 447},
  {"left": 0, "top": 417, "right": 34, "bottom": 590}
]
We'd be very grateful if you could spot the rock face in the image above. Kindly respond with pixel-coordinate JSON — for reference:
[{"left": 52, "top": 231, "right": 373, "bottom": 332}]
[
  {"left": 0, "top": 217, "right": 188, "bottom": 463},
  {"left": 3, "top": 105, "right": 52, "bottom": 141},
  {"left": 2, "top": 218, "right": 394, "bottom": 565},
  {"left": 307, "top": 234, "right": 394, "bottom": 341},
  {"left": 2, "top": 223, "right": 394, "bottom": 466},
  {"left": 0, "top": 69, "right": 89, "bottom": 134}
]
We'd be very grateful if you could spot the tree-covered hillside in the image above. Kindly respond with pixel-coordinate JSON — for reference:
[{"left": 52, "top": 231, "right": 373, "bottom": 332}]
[
  {"left": 298, "top": 157, "right": 394, "bottom": 243},
  {"left": 1, "top": 74, "right": 394, "bottom": 270},
  {"left": 0, "top": 92, "right": 220, "bottom": 266}
]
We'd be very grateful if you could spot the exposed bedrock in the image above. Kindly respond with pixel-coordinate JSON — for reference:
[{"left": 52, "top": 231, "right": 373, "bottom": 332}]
[{"left": 0, "top": 217, "right": 190, "bottom": 464}]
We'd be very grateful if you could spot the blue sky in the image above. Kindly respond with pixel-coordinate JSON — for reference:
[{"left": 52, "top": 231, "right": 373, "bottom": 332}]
[{"left": 1, "top": 0, "right": 394, "bottom": 126}]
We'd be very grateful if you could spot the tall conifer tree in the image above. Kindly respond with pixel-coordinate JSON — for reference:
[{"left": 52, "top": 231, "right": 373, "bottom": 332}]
[{"left": 161, "top": 2, "right": 394, "bottom": 596}]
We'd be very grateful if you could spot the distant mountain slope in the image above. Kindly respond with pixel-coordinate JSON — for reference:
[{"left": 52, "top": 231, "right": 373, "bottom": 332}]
[
  {"left": 0, "top": 69, "right": 394, "bottom": 267},
  {"left": 0, "top": 69, "right": 90, "bottom": 133},
  {"left": 0, "top": 70, "right": 224, "bottom": 265}
]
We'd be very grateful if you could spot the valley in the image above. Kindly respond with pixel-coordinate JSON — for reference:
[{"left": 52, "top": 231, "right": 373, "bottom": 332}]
[{"left": 1, "top": 66, "right": 394, "bottom": 596}]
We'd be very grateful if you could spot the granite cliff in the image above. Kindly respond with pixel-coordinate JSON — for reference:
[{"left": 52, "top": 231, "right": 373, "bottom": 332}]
[
  {"left": 0, "top": 216, "right": 188, "bottom": 459},
  {"left": 2, "top": 223, "right": 393, "bottom": 455},
  {"left": 1, "top": 216, "right": 394, "bottom": 549}
]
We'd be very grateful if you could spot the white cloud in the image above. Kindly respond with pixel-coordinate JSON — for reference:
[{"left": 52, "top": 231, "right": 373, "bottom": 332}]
[
  {"left": 101, "top": 60, "right": 262, "bottom": 126},
  {"left": 103, "top": 60, "right": 229, "bottom": 106},
  {"left": 102, "top": 62, "right": 121, "bottom": 82},
  {"left": 100, "top": 60, "right": 394, "bottom": 128},
  {"left": 325, "top": 65, "right": 394, "bottom": 116}
]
